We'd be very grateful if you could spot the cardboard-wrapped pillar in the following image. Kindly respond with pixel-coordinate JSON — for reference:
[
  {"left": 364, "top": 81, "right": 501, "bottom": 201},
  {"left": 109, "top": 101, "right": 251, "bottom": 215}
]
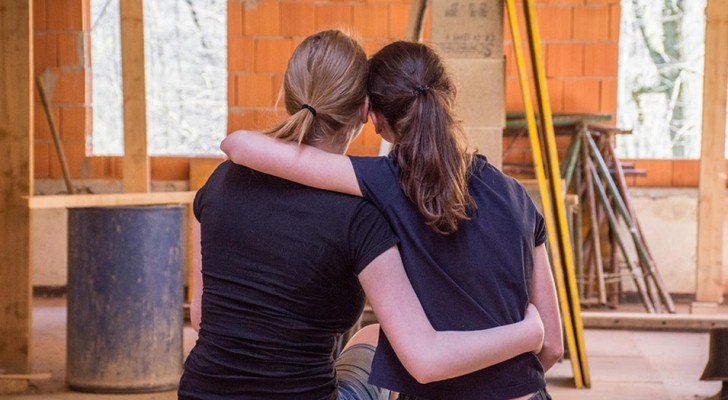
[{"left": 430, "top": 0, "right": 505, "bottom": 168}]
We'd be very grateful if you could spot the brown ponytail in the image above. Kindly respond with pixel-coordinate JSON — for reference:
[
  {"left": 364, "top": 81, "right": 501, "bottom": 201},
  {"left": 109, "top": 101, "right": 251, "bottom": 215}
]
[
  {"left": 266, "top": 30, "right": 368, "bottom": 147},
  {"left": 367, "top": 41, "right": 474, "bottom": 234}
]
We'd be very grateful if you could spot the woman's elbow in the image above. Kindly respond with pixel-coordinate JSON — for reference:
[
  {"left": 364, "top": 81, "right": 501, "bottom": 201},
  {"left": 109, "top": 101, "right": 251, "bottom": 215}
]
[
  {"left": 219, "top": 134, "right": 235, "bottom": 156},
  {"left": 220, "top": 131, "right": 247, "bottom": 157},
  {"left": 408, "top": 366, "right": 438, "bottom": 385},
  {"left": 405, "top": 357, "right": 453, "bottom": 385},
  {"left": 190, "top": 305, "right": 202, "bottom": 332},
  {"left": 539, "top": 341, "right": 564, "bottom": 370},
  {"left": 400, "top": 355, "right": 445, "bottom": 384}
]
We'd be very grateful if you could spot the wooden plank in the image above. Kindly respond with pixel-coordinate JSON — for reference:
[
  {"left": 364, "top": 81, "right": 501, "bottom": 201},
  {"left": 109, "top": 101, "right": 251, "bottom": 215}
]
[
  {"left": 36, "top": 77, "right": 75, "bottom": 194},
  {"left": 120, "top": 0, "right": 149, "bottom": 193},
  {"left": 695, "top": 0, "right": 728, "bottom": 304},
  {"left": 521, "top": 0, "right": 590, "bottom": 386},
  {"left": 27, "top": 191, "right": 195, "bottom": 209},
  {"left": 582, "top": 311, "right": 728, "bottom": 332},
  {"left": 581, "top": 134, "right": 606, "bottom": 304},
  {"left": 0, "top": 373, "right": 51, "bottom": 380},
  {"left": 0, "top": 0, "right": 33, "bottom": 377},
  {"left": 505, "top": 0, "right": 584, "bottom": 387}
]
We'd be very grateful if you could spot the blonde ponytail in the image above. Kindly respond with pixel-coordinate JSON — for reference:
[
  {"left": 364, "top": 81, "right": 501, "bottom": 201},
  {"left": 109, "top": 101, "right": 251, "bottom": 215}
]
[{"left": 265, "top": 30, "right": 367, "bottom": 147}]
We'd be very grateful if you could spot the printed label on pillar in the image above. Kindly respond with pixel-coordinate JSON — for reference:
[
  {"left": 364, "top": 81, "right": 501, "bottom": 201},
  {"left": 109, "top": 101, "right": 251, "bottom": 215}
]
[{"left": 430, "top": 0, "right": 503, "bottom": 59}]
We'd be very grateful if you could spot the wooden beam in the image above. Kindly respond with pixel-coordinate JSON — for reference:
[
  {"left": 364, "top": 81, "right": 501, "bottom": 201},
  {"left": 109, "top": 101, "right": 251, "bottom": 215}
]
[
  {"left": 695, "top": 0, "right": 728, "bottom": 304},
  {"left": 0, "top": 0, "right": 33, "bottom": 376},
  {"left": 120, "top": 0, "right": 149, "bottom": 193},
  {"left": 582, "top": 311, "right": 728, "bottom": 332},
  {"left": 27, "top": 191, "right": 195, "bottom": 209},
  {"left": 0, "top": 373, "right": 51, "bottom": 380},
  {"left": 404, "top": 0, "right": 427, "bottom": 42}
]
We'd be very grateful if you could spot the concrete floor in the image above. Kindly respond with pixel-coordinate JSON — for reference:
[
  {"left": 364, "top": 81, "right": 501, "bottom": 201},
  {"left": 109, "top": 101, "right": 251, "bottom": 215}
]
[{"left": 2, "top": 297, "right": 724, "bottom": 400}]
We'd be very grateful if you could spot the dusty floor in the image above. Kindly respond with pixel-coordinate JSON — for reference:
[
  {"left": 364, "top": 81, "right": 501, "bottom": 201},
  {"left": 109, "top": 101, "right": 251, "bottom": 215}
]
[{"left": 2, "top": 297, "right": 725, "bottom": 400}]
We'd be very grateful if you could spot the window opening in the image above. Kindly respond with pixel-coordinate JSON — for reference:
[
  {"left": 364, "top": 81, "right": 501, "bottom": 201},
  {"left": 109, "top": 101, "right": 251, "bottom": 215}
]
[
  {"left": 616, "top": 0, "right": 722, "bottom": 159},
  {"left": 90, "top": 0, "right": 227, "bottom": 156}
]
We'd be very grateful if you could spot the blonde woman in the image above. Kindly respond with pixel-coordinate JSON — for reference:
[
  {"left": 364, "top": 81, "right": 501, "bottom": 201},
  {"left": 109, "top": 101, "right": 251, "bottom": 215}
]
[{"left": 180, "top": 31, "right": 544, "bottom": 400}]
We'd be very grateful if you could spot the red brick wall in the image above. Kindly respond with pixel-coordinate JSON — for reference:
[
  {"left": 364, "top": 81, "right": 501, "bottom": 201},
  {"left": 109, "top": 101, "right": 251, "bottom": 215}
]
[
  {"left": 623, "top": 159, "right": 709, "bottom": 188},
  {"left": 33, "top": 0, "right": 190, "bottom": 181},
  {"left": 502, "top": 0, "right": 621, "bottom": 167},
  {"left": 33, "top": 0, "right": 101, "bottom": 180},
  {"left": 227, "top": 0, "right": 416, "bottom": 157},
  {"left": 36, "top": 0, "right": 697, "bottom": 187}
]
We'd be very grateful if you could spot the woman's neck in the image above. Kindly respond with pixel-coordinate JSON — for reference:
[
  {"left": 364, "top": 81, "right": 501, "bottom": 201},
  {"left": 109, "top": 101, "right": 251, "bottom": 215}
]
[
  {"left": 313, "top": 140, "right": 349, "bottom": 155},
  {"left": 308, "top": 128, "right": 357, "bottom": 155}
]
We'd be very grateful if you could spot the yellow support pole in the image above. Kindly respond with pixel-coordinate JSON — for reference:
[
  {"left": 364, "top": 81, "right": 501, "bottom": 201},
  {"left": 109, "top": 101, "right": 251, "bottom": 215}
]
[
  {"left": 521, "top": 0, "right": 590, "bottom": 387},
  {"left": 504, "top": 0, "right": 584, "bottom": 388}
]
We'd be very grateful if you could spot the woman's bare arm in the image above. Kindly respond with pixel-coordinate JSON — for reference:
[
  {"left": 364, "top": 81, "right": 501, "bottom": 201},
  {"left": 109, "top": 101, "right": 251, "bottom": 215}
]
[
  {"left": 529, "top": 244, "right": 564, "bottom": 370},
  {"left": 220, "top": 130, "right": 361, "bottom": 196},
  {"left": 190, "top": 220, "right": 203, "bottom": 332},
  {"left": 358, "top": 246, "right": 544, "bottom": 384}
]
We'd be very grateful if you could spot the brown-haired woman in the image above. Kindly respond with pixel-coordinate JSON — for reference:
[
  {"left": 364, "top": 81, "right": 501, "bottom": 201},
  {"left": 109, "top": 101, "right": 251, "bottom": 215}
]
[
  {"left": 222, "top": 40, "right": 563, "bottom": 400},
  {"left": 182, "top": 32, "right": 545, "bottom": 400}
]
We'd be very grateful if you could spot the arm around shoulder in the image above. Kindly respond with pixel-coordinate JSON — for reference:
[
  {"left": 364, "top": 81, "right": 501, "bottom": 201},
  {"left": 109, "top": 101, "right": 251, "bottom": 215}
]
[
  {"left": 530, "top": 244, "right": 564, "bottom": 370},
  {"left": 220, "top": 130, "right": 361, "bottom": 196},
  {"left": 358, "top": 246, "right": 544, "bottom": 383}
]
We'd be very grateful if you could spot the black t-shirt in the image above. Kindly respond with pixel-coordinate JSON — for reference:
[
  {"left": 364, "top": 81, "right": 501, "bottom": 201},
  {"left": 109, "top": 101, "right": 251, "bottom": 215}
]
[
  {"left": 179, "top": 161, "right": 398, "bottom": 400},
  {"left": 350, "top": 154, "right": 547, "bottom": 400}
]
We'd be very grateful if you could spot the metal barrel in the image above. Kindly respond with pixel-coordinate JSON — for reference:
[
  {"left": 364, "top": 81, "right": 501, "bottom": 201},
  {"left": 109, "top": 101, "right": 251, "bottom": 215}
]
[{"left": 66, "top": 206, "right": 184, "bottom": 393}]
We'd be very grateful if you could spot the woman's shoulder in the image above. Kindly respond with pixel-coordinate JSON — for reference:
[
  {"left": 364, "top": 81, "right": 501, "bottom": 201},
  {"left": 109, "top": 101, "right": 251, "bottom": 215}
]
[
  {"left": 348, "top": 154, "right": 396, "bottom": 170},
  {"left": 347, "top": 154, "right": 399, "bottom": 185},
  {"left": 345, "top": 154, "right": 405, "bottom": 209},
  {"left": 470, "top": 154, "right": 530, "bottom": 193},
  {"left": 470, "top": 154, "right": 507, "bottom": 182}
]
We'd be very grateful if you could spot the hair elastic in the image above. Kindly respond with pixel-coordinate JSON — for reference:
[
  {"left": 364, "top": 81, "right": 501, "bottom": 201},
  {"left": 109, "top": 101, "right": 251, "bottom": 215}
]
[
  {"left": 301, "top": 104, "right": 317, "bottom": 117},
  {"left": 413, "top": 85, "right": 430, "bottom": 96}
]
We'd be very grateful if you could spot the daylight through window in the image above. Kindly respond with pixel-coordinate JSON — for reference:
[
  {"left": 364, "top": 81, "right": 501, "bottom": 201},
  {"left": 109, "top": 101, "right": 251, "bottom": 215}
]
[{"left": 90, "top": 0, "right": 227, "bottom": 156}]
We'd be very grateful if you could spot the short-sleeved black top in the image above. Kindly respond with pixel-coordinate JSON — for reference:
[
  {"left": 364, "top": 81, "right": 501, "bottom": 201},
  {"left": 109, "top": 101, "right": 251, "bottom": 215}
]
[
  {"left": 350, "top": 154, "right": 547, "bottom": 400},
  {"left": 179, "top": 160, "right": 398, "bottom": 400}
]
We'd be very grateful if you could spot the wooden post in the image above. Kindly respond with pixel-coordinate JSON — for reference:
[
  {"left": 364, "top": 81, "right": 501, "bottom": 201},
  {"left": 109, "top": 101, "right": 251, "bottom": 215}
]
[
  {"left": 120, "top": 0, "right": 149, "bottom": 193},
  {"left": 0, "top": 0, "right": 33, "bottom": 377},
  {"left": 430, "top": 0, "right": 505, "bottom": 168},
  {"left": 695, "top": 0, "right": 728, "bottom": 308},
  {"left": 404, "top": 0, "right": 427, "bottom": 42}
]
